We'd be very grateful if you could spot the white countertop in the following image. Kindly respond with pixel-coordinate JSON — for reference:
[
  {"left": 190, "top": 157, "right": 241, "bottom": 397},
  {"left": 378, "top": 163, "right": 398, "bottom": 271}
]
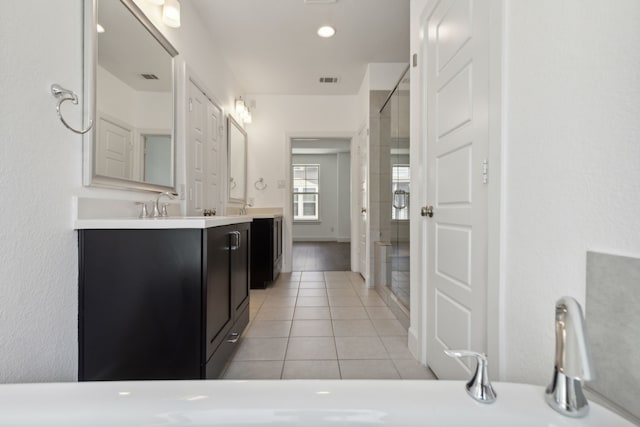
[
  {"left": 74, "top": 215, "right": 253, "bottom": 230},
  {"left": 251, "top": 213, "right": 283, "bottom": 219}
]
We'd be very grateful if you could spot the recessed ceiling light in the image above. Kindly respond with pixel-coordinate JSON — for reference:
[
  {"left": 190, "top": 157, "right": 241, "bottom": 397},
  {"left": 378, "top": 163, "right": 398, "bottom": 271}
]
[{"left": 317, "top": 26, "right": 336, "bottom": 38}]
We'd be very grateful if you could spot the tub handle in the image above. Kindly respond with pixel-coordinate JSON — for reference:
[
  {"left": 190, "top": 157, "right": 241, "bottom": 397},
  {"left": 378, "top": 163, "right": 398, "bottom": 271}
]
[{"left": 445, "top": 350, "right": 497, "bottom": 404}]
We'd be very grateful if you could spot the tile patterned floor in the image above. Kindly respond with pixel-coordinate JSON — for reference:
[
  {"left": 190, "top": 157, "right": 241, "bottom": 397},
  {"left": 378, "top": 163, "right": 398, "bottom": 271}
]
[{"left": 221, "top": 271, "right": 437, "bottom": 380}]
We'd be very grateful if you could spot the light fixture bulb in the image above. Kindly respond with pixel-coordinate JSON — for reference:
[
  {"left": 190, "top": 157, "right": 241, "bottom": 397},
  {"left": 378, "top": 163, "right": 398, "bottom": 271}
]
[
  {"left": 235, "top": 97, "right": 247, "bottom": 115},
  {"left": 147, "top": 0, "right": 165, "bottom": 5},
  {"left": 162, "top": 0, "right": 181, "bottom": 28},
  {"left": 96, "top": 24, "right": 105, "bottom": 33},
  {"left": 317, "top": 26, "right": 336, "bottom": 38},
  {"left": 243, "top": 108, "right": 252, "bottom": 124}
]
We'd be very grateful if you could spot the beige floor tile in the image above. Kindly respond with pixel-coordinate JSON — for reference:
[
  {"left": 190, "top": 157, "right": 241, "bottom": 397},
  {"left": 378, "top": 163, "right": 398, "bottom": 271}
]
[
  {"left": 332, "top": 319, "right": 377, "bottom": 337},
  {"left": 262, "top": 296, "right": 297, "bottom": 308},
  {"left": 365, "top": 306, "right": 397, "bottom": 319},
  {"left": 290, "top": 320, "right": 334, "bottom": 337},
  {"left": 286, "top": 337, "right": 337, "bottom": 360},
  {"left": 282, "top": 360, "right": 340, "bottom": 379},
  {"left": 329, "top": 296, "right": 363, "bottom": 307},
  {"left": 359, "top": 295, "right": 387, "bottom": 307},
  {"left": 380, "top": 336, "right": 414, "bottom": 360},
  {"left": 339, "top": 360, "right": 400, "bottom": 379},
  {"left": 371, "top": 318, "right": 407, "bottom": 336},
  {"left": 392, "top": 359, "right": 438, "bottom": 380},
  {"left": 325, "top": 281, "right": 352, "bottom": 289},
  {"left": 243, "top": 320, "right": 292, "bottom": 338},
  {"left": 293, "top": 307, "right": 332, "bottom": 320},
  {"left": 233, "top": 338, "right": 288, "bottom": 361},
  {"left": 335, "top": 336, "right": 388, "bottom": 359},
  {"left": 296, "top": 296, "right": 329, "bottom": 307},
  {"left": 255, "top": 307, "right": 295, "bottom": 321},
  {"left": 268, "top": 288, "right": 300, "bottom": 297},
  {"left": 326, "top": 288, "right": 357, "bottom": 297},
  {"left": 272, "top": 280, "right": 300, "bottom": 289},
  {"left": 330, "top": 306, "right": 369, "bottom": 320},
  {"left": 300, "top": 271, "right": 325, "bottom": 281},
  {"left": 299, "top": 282, "right": 326, "bottom": 289},
  {"left": 222, "top": 361, "right": 283, "bottom": 379},
  {"left": 298, "top": 289, "right": 327, "bottom": 297}
]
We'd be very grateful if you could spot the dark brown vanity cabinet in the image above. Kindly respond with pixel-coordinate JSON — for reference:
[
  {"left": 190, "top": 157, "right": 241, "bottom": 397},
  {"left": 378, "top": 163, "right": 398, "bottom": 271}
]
[
  {"left": 78, "top": 222, "right": 250, "bottom": 381},
  {"left": 250, "top": 216, "right": 282, "bottom": 289}
]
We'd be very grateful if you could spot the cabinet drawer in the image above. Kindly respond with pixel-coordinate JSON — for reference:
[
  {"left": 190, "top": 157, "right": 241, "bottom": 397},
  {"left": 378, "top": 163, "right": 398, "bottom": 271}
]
[{"left": 206, "top": 306, "right": 250, "bottom": 379}]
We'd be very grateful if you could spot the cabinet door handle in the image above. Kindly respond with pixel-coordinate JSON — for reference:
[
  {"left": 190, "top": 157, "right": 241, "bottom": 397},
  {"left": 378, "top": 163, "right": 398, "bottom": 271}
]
[
  {"left": 235, "top": 231, "right": 242, "bottom": 250},
  {"left": 229, "top": 231, "right": 239, "bottom": 250},
  {"left": 226, "top": 332, "right": 240, "bottom": 343}
]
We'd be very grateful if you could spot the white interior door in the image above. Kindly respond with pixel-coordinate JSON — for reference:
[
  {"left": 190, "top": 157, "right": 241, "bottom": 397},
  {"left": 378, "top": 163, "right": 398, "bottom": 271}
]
[
  {"left": 425, "top": 0, "right": 490, "bottom": 379},
  {"left": 187, "top": 81, "right": 206, "bottom": 215},
  {"left": 96, "top": 117, "right": 132, "bottom": 180},
  {"left": 358, "top": 134, "right": 369, "bottom": 280}
]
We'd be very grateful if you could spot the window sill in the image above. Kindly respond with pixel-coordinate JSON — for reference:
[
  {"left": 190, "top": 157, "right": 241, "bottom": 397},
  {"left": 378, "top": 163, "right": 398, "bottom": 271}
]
[{"left": 294, "top": 220, "right": 322, "bottom": 224}]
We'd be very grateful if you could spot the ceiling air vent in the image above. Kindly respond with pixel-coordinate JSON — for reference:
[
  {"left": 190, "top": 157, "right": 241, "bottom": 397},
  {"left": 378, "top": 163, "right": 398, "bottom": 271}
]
[
  {"left": 140, "top": 73, "right": 159, "bottom": 80},
  {"left": 319, "top": 76, "right": 339, "bottom": 84}
]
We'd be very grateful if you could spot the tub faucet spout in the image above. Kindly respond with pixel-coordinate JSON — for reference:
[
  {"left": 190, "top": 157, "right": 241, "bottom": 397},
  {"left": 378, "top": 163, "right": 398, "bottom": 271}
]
[{"left": 545, "top": 296, "right": 594, "bottom": 418}]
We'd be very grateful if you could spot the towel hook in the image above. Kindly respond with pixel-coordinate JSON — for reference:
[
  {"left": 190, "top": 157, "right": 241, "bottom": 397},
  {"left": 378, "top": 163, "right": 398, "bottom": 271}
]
[
  {"left": 254, "top": 178, "right": 267, "bottom": 191},
  {"left": 51, "top": 84, "right": 94, "bottom": 135}
]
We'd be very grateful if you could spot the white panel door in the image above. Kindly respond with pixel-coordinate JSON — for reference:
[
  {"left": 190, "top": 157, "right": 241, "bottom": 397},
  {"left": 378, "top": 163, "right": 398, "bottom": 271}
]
[
  {"left": 206, "top": 100, "right": 222, "bottom": 212},
  {"left": 187, "top": 81, "right": 206, "bottom": 215},
  {"left": 425, "top": 0, "right": 490, "bottom": 379},
  {"left": 96, "top": 117, "right": 132, "bottom": 180}
]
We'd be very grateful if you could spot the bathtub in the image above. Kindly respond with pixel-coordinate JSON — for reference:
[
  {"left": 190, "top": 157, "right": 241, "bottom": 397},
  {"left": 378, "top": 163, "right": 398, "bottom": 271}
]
[{"left": 0, "top": 380, "right": 634, "bottom": 426}]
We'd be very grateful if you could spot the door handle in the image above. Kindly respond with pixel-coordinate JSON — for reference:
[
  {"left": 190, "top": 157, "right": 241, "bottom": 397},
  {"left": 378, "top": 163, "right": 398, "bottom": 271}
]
[
  {"left": 421, "top": 206, "right": 434, "bottom": 217},
  {"left": 361, "top": 208, "right": 367, "bottom": 214}
]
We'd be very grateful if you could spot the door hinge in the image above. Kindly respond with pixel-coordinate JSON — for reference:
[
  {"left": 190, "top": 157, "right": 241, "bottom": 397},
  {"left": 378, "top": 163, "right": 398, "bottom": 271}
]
[
  {"left": 189, "top": 98, "right": 193, "bottom": 112},
  {"left": 412, "top": 53, "right": 418, "bottom": 67},
  {"left": 482, "top": 159, "right": 489, "bottom": 184}
]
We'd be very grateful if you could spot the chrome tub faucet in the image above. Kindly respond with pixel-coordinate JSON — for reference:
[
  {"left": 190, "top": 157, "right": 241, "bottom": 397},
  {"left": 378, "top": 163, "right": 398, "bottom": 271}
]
[{"left": 545, "top": 296, "right": 594, "bottom": 418}]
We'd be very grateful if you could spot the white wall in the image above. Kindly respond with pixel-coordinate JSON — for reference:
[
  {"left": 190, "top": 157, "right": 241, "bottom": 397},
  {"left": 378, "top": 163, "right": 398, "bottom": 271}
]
[
  {"left": 502, "top": 0, "right": 640, "bottom": 384},
  {"left": 291, "top": 153, "right": 351, "bottom": 242},
  {"left": 244, "top": 95, "right": 359, "bottom": 271},
  {"left": 0, "top": 0, "right": 243, "bottom": 383}
]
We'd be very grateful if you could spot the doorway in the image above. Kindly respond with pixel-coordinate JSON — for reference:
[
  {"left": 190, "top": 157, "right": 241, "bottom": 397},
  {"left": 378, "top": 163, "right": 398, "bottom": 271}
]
[{"left": 290, "top": 138, "right": 352, "bottom": 272}]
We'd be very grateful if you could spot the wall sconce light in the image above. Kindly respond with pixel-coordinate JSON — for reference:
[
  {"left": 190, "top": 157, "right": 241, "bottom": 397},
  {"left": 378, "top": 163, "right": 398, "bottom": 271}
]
[
  {"left": 162, "top": 0, "right": 181, "bottom": 28},
  {"left": 235, "top": 97, "right": 252, "bottom": 124},
  {"left": 243, "top": 107, "right": 252, "bottom": 124}
]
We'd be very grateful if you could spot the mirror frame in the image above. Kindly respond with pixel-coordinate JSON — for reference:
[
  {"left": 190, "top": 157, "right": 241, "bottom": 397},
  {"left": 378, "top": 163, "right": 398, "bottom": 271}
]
[
  {"left": 227, "top": 116, "right": 248, "bottom": 204},
  {"left": 83, "top": 0, "right": 179, "bottom": 193}
]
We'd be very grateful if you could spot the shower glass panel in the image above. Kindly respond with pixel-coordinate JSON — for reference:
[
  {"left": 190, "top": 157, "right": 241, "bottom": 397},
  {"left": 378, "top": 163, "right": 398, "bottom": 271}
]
[{"left": 380, "top": 68, "right": 410, "bottom": 310}]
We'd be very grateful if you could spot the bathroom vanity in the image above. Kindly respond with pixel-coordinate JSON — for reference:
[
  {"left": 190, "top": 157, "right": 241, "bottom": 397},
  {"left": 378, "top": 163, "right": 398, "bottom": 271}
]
[
  {"left": 76, "top": 216, "right": 251, "bottom": 381},
  {"left": 250, "top": 215, "right": 283, "bottom": 289}
]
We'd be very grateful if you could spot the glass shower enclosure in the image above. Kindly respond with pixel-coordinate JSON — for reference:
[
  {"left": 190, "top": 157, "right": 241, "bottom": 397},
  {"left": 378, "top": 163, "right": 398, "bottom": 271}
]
[{"left": 379, "top": 67, "right": 410, "bottom": 310}]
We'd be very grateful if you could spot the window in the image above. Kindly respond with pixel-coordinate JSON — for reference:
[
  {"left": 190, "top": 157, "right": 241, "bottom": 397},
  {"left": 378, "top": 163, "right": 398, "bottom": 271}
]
[
  {"left": 392, "top": 164, "right": 410, "bottom": 220},
  {"left": 293, "top": 164, "right": 319, "bottom": 221}
]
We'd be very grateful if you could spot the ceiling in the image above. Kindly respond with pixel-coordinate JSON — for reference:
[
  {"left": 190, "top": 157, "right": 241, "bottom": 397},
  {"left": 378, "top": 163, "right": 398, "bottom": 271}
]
[{"left": 190, "top": 0, "right": 410, "bottom": 95}]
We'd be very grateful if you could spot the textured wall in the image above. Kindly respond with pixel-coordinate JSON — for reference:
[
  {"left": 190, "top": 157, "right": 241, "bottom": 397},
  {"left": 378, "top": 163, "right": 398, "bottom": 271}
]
[
  {"left": 0, "top": 0, "right": 83, "bottom": 382},
  {"left": 503, "top": 0, "right": 640, "bottom": 384}
]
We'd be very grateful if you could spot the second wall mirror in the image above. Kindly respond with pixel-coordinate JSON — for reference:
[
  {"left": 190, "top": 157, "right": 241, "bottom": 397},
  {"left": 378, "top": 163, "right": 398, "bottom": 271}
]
[{"left": 227, "top": 116, "right": 247, "bottom": 203}]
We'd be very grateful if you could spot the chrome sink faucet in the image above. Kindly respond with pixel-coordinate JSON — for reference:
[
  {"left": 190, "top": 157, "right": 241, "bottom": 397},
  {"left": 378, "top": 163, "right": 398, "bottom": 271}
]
[
  {"left": 240, "top": 202, "right": 252, "bottom": 215},
  {"left": 445, "top": 350, "right": 497, "bottom": 404},
  {"left": 545, "top": 296, "right": 594, "bottom": 418},
  {"left": 152, "top": 192, "right": 176, "bottom": 217}
]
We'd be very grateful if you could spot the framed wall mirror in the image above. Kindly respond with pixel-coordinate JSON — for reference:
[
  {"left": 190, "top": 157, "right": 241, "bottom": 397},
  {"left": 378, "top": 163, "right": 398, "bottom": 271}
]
[
  {"left": 227, "top": 116, "right": 247, "bottom": 203},
  {"left": 83, "top": 0, "right": 178, "bottom": 192}
]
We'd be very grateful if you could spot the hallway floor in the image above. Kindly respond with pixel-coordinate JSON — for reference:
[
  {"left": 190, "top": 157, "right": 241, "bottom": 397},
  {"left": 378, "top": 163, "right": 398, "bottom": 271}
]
[
  {"left": 221, "top": 271, "right": 436, "bottom": 380},
  {"left": 292, "top": 242, "right": 351, "bottom": 271}
]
